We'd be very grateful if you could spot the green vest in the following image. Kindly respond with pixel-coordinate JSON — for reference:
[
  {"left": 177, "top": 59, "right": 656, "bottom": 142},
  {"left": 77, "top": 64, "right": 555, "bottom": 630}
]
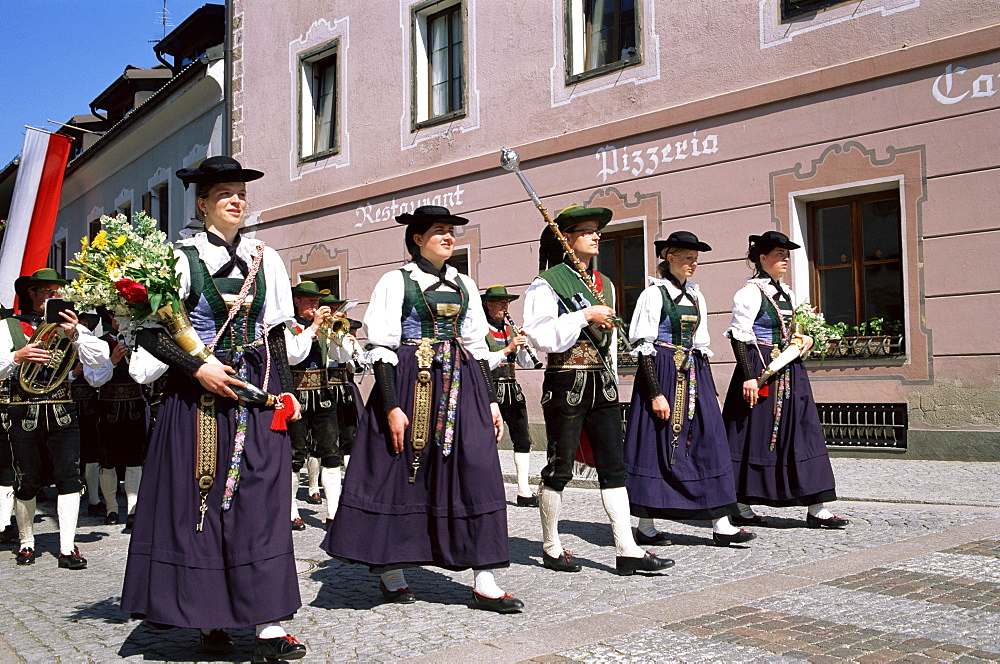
[{"left": 538, "top": 262, "right": 616, "bottom": 353}]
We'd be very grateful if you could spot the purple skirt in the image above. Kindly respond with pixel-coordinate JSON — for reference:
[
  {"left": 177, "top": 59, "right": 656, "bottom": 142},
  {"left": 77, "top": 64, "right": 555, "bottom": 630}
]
[
  {"left": 722, "top": 349, "right": 837, "bottom": 507},
  {"left": 121, "top": 347, "right": 301, "bottom": 628},
  {"left": 623, "top": 347, "right": 738, "bottom": 520},
  {"left": 322, "top": 345, "right": 509, "bottom": 571}
]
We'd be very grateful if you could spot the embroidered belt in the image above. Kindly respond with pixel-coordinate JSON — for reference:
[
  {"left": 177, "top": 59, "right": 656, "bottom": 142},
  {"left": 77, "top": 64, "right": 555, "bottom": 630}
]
[
  {"left": 97, "top": 383, "right": 144, "bottom": 402},
  {"left": 654, "top": 341, "right": 698, "bottom": 465},
  {"left": 0, "top": 379, "right": 11, "bottom": 405},
  {"left": 11, "top": 383, "right": 72, "bottom": 404},
  {"left": 195, "top": 393, "right": 217, "bottom": 532},
  {"left": 492, "top": 363, "right": 515, "bottom": 380},
  {"left": 71, "top": 382, "right": 97, "bottom": 401},
  {"left": 547, "top": 340, "right": 605, "bottom": 370},
  {"left": 292, "top": 369, "right": 329, "bottom": 390},
  {"left": 401, "top": 337, "right": 465, "bottom": 483},
  {"left": 327, "top": 366, "right": 349, "bottom": 385}
]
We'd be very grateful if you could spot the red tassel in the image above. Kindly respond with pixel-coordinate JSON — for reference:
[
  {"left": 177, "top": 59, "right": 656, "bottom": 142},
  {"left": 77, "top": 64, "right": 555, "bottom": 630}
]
[
  {"left": 270, "top": 393, "right": 296, "bottom": 431},
  {"left": 758, "top": 384, "right": 769, "bottom": 398}
]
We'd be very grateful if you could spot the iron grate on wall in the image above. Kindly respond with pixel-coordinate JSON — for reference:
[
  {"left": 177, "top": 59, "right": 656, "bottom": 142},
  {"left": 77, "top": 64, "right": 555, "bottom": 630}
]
[{"left": 817, "top": 403, "right": 907, "bottom": 448}]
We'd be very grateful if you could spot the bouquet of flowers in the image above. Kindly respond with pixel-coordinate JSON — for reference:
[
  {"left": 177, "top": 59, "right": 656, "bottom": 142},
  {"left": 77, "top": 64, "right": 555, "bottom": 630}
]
[
  {"left": 793, "top": 302, "right": 847, "bottom": 362},
  {"left": 63, "top": 212, "right": 180, "bottom": 328}
]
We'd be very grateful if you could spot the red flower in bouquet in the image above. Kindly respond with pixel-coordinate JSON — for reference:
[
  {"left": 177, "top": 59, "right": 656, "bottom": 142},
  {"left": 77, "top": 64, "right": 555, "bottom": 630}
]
[{"left": 115, "top": 278, "right": 149, "bottom": 303}]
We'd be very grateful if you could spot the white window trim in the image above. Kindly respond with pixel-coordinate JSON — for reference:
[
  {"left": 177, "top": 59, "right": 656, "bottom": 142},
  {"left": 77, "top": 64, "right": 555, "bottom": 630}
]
[
  {"left": 289, "top": 17, "right": 351, "bottom": 182},
  {"left": 759, "top": 0, "right": 919, "bottom": 49},
  {"left": 787, "top": 176, "right": 910, "bottom": 351},
  {"left": 551, "top": 0, "right": 659, "bottom": 107},
  {"left": 114, "top": 188, "right": 134, "bottom": 219},
  {"left": 400, "top": 0, "right": 480, "bottom": 150}
]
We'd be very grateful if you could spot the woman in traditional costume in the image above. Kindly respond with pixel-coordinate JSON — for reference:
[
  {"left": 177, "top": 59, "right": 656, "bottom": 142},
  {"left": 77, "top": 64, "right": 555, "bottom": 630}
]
[
  {"left": 120, "top": 156, "right": 307, "bottom": 662},
  {"left": 623, "top": 231, "right": 755, "bottom": 546},
  {"left": 322, "top": 205, "right": 524, "bottom": 614},
  {"left": 722, "top": 231, "right": 848, "bottom": 529}
]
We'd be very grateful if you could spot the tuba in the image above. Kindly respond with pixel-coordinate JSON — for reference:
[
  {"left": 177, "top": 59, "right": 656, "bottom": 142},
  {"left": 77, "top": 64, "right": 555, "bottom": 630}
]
[{"left": 18, "top": 322, "right": 79, "bottom": 395}]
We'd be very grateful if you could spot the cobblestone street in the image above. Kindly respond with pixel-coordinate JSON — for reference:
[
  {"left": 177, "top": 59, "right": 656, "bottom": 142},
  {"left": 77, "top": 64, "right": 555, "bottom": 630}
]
[{"left": 0, "top": 455, "right": 997, "bottom": 663}]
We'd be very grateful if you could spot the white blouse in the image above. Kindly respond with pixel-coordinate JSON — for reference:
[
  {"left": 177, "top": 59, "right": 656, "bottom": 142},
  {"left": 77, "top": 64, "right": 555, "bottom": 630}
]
[
  {"left": 726, "top": 277, "right": 798, "bottom": 343},
  {"left": 628, "top": 278, "right": 713, "bottom": 358},
  {"left": 363, "top": 262, "right": 490, "bottom": 366}
]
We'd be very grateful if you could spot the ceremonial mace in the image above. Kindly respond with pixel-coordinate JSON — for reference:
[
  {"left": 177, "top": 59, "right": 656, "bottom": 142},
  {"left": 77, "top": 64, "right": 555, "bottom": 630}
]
[{"left": 499, "top": 148, "right": 632, "bottom": 351}]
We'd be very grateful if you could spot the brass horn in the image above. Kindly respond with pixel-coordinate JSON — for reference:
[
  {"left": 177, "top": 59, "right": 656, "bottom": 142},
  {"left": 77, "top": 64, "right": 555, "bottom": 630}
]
[{"left": 18, "top": 322, "right": 79, "bottom": 395}]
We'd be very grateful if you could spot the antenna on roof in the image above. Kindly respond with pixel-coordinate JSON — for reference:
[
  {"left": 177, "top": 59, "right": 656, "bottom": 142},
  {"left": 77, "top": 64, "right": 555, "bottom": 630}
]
[{"left": 150, "top": 0, "right": 174, "bottom": 44}]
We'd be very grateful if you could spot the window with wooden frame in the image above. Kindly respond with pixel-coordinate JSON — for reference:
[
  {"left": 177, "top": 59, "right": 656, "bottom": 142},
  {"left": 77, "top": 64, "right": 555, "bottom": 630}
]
[
  {"left": 48, "top": 238, "right": 67, "bottom": 278},
  {"left": 596, "top": 227, "right": 644, "bottom": 324},
  {"left": 450, "top": 248, "right": 469, "bottom": 276},
  {"left": 89, "top": 218, "right": 102, "bottom": 241},
  {"left": 566, "top": 0, "right": 640, "bottom": 84},
  {"left": 154, "top": 183, "right": 169, "bottom": 234},
  {"left": 299, "top": 42, "right": 339, "bottom": 162},
  {"left": 809, "top": 191, "right": 904, "bottom": 345},
  {"left": 310, "top": 273, "right": 342, "bottom": 301},
  {"left": 412, "top": 0, "right": 465, "bottom": 129},
  {"left": 781, "top": 0, "right": 850, "bottom": 21}
]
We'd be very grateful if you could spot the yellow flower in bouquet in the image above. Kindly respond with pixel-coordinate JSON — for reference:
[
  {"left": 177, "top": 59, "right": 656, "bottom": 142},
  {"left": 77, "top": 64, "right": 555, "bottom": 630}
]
[{"left": 92, "top": 229, "right": 109, "bottom": 250}]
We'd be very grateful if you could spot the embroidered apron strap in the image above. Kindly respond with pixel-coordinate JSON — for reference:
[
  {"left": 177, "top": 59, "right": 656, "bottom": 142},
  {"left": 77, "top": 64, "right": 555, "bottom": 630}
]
[
  {"left": 195, "top": 393, "right": 217, "bottom": 532},
  {"left": 409, "top": 338, "right": 434, "bottom": 484}
]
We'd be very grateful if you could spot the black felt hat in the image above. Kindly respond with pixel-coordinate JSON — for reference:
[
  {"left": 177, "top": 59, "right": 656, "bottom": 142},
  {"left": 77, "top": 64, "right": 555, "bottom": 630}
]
[
  {"left": 394, "top": 205, "right": 469, "bottom": 227},
  {"left": 175, "top": 156, "right": 264, "bottom": 190},
  {"left": 654, "top": 231, "right": 711, "bottom": 258},
  {"left": 749, "top": 230, "right": 800, "bottom": 252}
]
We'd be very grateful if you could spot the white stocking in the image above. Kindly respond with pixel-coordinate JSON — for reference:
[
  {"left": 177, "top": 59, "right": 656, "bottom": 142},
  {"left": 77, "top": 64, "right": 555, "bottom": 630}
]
[
  {"left": 124, "top": 467, "right": 142, "bottom": 515},
  {"left": 538, "top": 485, "right": 563, "bottom": 558},
  {"left": 513, "top": 452, "right": 531, "bottom": 497},
  {"left": 99, "top": 468, "right": 118, "bottom": 515},
  {"left": 737, "top": 502, "right": 756, "bottom": 518},
  {"left": 713, "top": 516, "right": 740, "bottom": 535},
  {"left": 472, "top": 570, "right": 504, "bottom": 599},
  {"left": 637, "top": 517, "right": 658, "bottom": 537},
  {"left": 321, "top": 466, "right": 342, "bottom": 521},
  {"left": 306, "top": 457, "right": 321, "bottom": 494},
  {"left": 600, "top": 487, "right": 645, "bottom": 558},
  {"left": 380, "top": 569, "right": 407, "bottom": 591},
  {"left": 808, "top": 503, "right": 835, "bottom": 519},
  {"left": 290, "top": 472, "right": 300, "bottom": 520},
  {"left": 15, "top": 497, "right": 35, "bottom": 549},
  {"left": 56, "top": 492, "right": 81, "bottom": 555},
  {"left": 255, "top": 623, "right": 286, "bottom": 639},
  {"left": 0, "top": 485, "right": 14, "bottom": 527},
  {"left": 84, "top": 462, "right": 101, "bottom": 505}
]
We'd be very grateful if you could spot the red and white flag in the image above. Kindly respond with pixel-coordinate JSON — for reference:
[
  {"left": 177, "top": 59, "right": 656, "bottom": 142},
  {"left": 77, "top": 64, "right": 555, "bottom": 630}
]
[{"left": 0, "top": 127, "right": 73, "bottom": 308}]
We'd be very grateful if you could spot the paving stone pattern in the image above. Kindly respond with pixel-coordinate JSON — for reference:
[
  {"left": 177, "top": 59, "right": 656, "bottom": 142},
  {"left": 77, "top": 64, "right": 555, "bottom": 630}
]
[{"left": 0, "top": 461, "right": 999, "bottom": 662}]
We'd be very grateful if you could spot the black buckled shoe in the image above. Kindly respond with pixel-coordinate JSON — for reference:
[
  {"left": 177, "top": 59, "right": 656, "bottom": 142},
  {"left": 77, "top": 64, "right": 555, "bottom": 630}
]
[
  {"left": 104, "top": 512, "right": 120, "bottom": 526},
  {"left": 471, "top": 591, "right": 525, "bottom": 614},
  {"left": 516, "top": 495, "right": 539, "bottom": 507},
  {"left": 542, "top": 550, "right": 582, "bottom": 573},
  {"left": 58, "top": 547, "right": 87, "bottom": 569},
  {"left": 15, "top": 547, "right": 37, "bottom": 566},
  {"left": 732, "top": 514, "right": 766, "bottom": 527},
  {"left": 379, "top": 578, "right": 416, "bottom": 604},
  {"left": 125, "top": 514, "right": 135, "bottom": 530},
  {"left": 635, "top": 529, "right": 672, "bottom": 546},
  {"left": 712, "top": 529, "right": 757, "bottom": 547},
  {"left": 615, "top": 552, "right": 675, "bottom": 576},
  {"left": 200, "top": 629, "right": 234, "bottom": 653},
  {"left": 806, "top": 513, "right": 850, "bottom": 529},
  {"left": 305, "top": 492, "right": 322, "bottom": 505},
  {"left": 291, "top": 518, "right": 306, "bottom": 531},
  {"left": 251, "top": 634, "right": 306, "bottom": 662}
]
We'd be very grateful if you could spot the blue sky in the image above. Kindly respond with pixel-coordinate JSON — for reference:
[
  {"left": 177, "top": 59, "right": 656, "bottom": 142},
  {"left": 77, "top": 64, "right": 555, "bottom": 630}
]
[{"left": 0, "top": 0, "right": 216, "bottom": 164}]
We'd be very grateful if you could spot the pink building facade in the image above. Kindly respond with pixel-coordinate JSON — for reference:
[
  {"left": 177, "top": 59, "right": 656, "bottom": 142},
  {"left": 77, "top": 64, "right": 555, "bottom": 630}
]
[{"left": 233, "top": 0, "right": 1000, "bottom": 459}]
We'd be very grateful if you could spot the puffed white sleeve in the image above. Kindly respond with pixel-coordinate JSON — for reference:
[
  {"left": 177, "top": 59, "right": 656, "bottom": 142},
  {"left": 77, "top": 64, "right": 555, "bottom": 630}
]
[
  {"left": 628, "top": 285, "right": 661, "bottom": 356},
  {"left": 82, "top": 357, "right": 114, "bottom": 387},
  {"left": 365, "top": 270, "right": 405, "bottom": 366},
  {"left": 128, "top": 346, "right": 169, "bottom": 384},
  {"left": 515, "top": 345, "right": 538, "bottom": 369},
  {"left": 485, "top": 344, "right": 507, "bottom": 370},
  {"left": 458, "top": 275, "right": 490, "bottom": 361},
  {"left": 262, "top": 246, "right": 295, "bottom": 330},
  {"left": 692, "top": 290, "right": 714, "bottom": 357},
  {"left": 284, "top": 323, "right": 314, "bottom": 365},
  {"left": 74, "top": 327, "right": 111, "bottom": 368},
  {"left": 523, "top": 278, "right": 588, "bottom": 354},
  {"left": 726, "top": 284, "right": 760, "bottom": 343},
  {"left": 0, "top": 323, "right": 17, "bottom": 380}
]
